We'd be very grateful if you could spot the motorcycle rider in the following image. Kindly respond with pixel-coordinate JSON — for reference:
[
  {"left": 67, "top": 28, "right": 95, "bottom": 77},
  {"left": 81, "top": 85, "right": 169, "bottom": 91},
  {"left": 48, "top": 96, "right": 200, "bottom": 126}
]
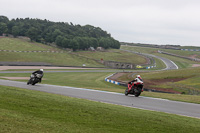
[
  {"left": 31, "top": 69, "right": 44, "bottom": 83},
  {"left": 133, "top": 75, "right": 143, "bottom": 82},
  {"left": 129, "top": 75, "right": 143, "bottom": 84},
  {"left": 128, "top": 75, "right": 143, "bottom": 91}
]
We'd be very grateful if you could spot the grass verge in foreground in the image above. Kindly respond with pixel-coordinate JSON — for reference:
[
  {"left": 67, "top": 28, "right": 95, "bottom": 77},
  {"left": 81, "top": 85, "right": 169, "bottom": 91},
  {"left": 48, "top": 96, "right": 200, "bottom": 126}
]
[{"left": 0, "top": 85, "right": 200, "bottom": 133}]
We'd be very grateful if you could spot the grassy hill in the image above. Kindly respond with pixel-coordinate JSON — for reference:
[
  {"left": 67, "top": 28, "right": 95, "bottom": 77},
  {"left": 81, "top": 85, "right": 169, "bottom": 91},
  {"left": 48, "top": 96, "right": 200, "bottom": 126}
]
[
  {"left": 0, "top": 37, "right": 103, "bottom": 67},
  {"left": 0, "top": 37, "right": 147, "bottom": 68},
  {"left": 0, "top": 37, "right": 57, "bottom": 51},
  {"left": 1, "top": 85, "right": 200, "bottom": 133},
  {"left": 76, "top": 49, "right": 147, "bottom": 64}
]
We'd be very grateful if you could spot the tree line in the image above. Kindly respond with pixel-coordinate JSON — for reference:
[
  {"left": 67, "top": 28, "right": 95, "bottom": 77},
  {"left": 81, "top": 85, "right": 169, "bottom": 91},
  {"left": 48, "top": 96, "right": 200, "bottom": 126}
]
[{"left": 0, "top": 16, "right": 120, "bottom": 51}]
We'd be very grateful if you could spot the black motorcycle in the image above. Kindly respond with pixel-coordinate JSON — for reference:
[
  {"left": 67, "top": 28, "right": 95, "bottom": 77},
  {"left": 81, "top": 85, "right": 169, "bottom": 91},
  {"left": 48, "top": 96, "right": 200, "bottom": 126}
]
[{"left": 27, "top": 73, "right": 43, "bottom": 85}]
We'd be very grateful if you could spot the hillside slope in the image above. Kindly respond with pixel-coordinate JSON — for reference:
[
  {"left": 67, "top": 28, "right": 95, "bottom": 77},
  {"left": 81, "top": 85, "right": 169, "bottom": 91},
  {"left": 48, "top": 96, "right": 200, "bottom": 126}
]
[
  {"left": 0, "top": 37, "right": 148, "bottom": 68},
  {"left": 0, "top": 37, "right": 103, "bottom": 67}
]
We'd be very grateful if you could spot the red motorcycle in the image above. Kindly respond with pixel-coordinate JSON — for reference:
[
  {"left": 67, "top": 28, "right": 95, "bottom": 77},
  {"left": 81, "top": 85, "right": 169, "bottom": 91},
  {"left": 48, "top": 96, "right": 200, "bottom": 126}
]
[{"left": 125, "top": 80, "right": 143, "bottom": 97}]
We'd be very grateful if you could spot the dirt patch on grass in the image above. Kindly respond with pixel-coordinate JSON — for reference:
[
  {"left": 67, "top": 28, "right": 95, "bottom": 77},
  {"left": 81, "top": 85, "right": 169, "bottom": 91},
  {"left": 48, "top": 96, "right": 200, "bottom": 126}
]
[
  {"left": 108, "top": 72, "right": 131, "bottom": 84},
  {"left": 143, "top": 78, "right": 187, "bottom": 94},
  {"left": 192, "top": 64, "right": 200, "bottom": 67},
  {"left": 146, "top": 78, "right": 186, "bottom": 83},
  {"left": 108, "top": 72, "right": 127, "bottom": 80},
  {"left": 189, "top": 54, "right": 198, "bottom": 59},
  {"left": 109, "top": 72, "right": 186, "bottom": 94}
]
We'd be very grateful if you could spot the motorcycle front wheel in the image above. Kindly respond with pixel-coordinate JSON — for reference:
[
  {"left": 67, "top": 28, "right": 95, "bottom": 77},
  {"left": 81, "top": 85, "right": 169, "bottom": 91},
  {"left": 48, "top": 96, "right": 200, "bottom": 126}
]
[
  {"left": 32, "top": 82, "right": 36, "bottom": 85},
  {"left": 125, "top": 88, "right": 129, "bottom": 96}
]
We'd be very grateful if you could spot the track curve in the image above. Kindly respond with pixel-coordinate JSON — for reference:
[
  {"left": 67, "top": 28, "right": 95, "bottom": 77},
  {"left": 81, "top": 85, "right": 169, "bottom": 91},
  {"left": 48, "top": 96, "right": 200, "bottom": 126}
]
[
  {"left": 121, "top": 49, "right": 178, "bottom": 70},
  {"left": 0, "top": 79, "right": 199, "bottom": 119}
]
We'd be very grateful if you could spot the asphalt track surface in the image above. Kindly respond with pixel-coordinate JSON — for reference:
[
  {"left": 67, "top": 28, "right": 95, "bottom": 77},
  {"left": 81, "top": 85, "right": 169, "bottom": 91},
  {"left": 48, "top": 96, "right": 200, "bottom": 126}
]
[
  {"left": 121, "top": 49, "right": 178, "bottom": 70},
  {"left": 142, "top": 53, "right": 179, "bottom": 70},
  {"left": 0, "top": 79, "right": 200, "bottom": 119}
]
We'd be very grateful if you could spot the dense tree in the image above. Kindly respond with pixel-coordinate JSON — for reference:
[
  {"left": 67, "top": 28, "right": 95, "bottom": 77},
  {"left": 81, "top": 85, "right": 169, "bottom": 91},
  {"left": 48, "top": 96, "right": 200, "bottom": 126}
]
[
  {"left": 55, "top": 35, "right": 64, "bottom": 47},
  {"left": 0, "top": 22, "right": 7, "bottom": 35},
  {"left": 99, "top": 37, "right": 109, "bottom": 49},
  {"left": 52, "top": 29, "right": 63, "bottom": 41},
  {"left": 26, "top": 27, "right": 40, "bottom": 41},
  {"left": 90, "top": 38, "right": 98, "bottom": 49},
  {"left": 12, "top": 26, "right": 20, "bottom": 37},
  {"left": 7, "top": 20, "right": 15, "bottom": 33},
  {"left": 0, "top": 15, "right": 8, "bottom": 35},
  {"left": 0, "top": 15, "right": 121, "bottom": 50},
  {"left": 62, "top": 38, "right": 70, "bottom": 48},
  {"left": 71, "top": 39, "right": 79, "bottom": 51},
  {"left": 0, "top": 16, "right": 9, "bottom": 24}
]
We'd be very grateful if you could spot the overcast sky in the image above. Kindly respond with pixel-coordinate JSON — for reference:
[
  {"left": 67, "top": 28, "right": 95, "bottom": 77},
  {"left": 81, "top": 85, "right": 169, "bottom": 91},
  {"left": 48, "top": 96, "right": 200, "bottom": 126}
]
[{"left": 1, "top": 0, "right": 200, "bottom": 46}]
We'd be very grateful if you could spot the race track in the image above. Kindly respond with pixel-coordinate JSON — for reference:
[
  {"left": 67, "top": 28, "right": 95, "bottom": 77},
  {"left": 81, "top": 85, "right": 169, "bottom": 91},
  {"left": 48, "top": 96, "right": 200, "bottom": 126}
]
[
  {"left": 0, "top": 79, "right": 199, "bottom": 119},
  {"left": 0, "top": 51, "right": 198, "bottom": 119},
  {"left": 121, "top": 49, "right": 178, "bottom": 70}
]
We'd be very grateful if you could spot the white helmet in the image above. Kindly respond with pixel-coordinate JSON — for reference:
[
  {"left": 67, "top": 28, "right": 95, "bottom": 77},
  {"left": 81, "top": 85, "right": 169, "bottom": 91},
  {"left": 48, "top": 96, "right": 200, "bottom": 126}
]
[
  {"left": 136, "top": 75, "right": 141, "bottom": 79},
  {"left": 136, "top": 75, "right": 140, "bottom": 78},
  {"left": 40, "top": 69, "right": 44, "bottom": 71}
]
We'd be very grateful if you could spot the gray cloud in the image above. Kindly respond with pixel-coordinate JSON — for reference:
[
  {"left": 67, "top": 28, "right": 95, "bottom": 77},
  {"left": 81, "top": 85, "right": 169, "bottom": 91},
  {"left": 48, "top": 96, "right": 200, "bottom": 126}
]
[{"left": 1, "top": 0, "right": 200, "bottom": 46}]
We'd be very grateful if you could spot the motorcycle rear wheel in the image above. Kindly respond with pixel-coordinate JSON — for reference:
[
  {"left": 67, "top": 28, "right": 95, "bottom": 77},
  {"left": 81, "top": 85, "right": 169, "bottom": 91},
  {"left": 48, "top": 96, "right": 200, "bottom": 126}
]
[{"left": 134, "top": 88, "right": 142, "bottom": 97}]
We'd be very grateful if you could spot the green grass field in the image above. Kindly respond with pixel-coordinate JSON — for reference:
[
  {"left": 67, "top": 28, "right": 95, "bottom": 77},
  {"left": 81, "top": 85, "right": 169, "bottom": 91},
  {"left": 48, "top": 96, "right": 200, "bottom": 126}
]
[
  {"left": 1, "top": 38, "right": 198, "bottom": 69},
  {"left": 1, "top": 37, "right": 200, "bottom": 132},
  {"left": 1, "top": 71, "right": 200, "bottom": 104},
  {"left": 0, "top": 37, "right": 105, "bottom": 67},
  {"left": 1, "top": 85, "right": 200, "bottom": 133},
  {"left": 0, "top": 37, "right": 60, "bottom": 51},
  {"left": 0, "top": 51, "right": 104, "bottom": 67},
  {"left": 161, "top": 48, "right": 200, "bottom": 58},
  {"left": 0, "top": 37, "right": 148, "bottom": 68},
  {"left": 121, "top": 45, "right": 157, "bottom": 54},
  {"left": 76, "top": 49, "right": 147, "bottom": 65},
  {"left": 118, "top": 67, "right": 200, "bottom": 96},
  {"left": 181, "top": 46, "right": 200, "bottom": 49}
]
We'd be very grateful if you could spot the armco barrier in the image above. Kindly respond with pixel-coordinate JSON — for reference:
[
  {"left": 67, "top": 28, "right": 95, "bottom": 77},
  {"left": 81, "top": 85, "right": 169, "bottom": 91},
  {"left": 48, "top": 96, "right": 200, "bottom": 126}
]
[
  {"left": 181, "top": 49, "right": 200, "bottom": 52},
  {"left": 146, "top": 65, "right": 156, "bottom": 69}
]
